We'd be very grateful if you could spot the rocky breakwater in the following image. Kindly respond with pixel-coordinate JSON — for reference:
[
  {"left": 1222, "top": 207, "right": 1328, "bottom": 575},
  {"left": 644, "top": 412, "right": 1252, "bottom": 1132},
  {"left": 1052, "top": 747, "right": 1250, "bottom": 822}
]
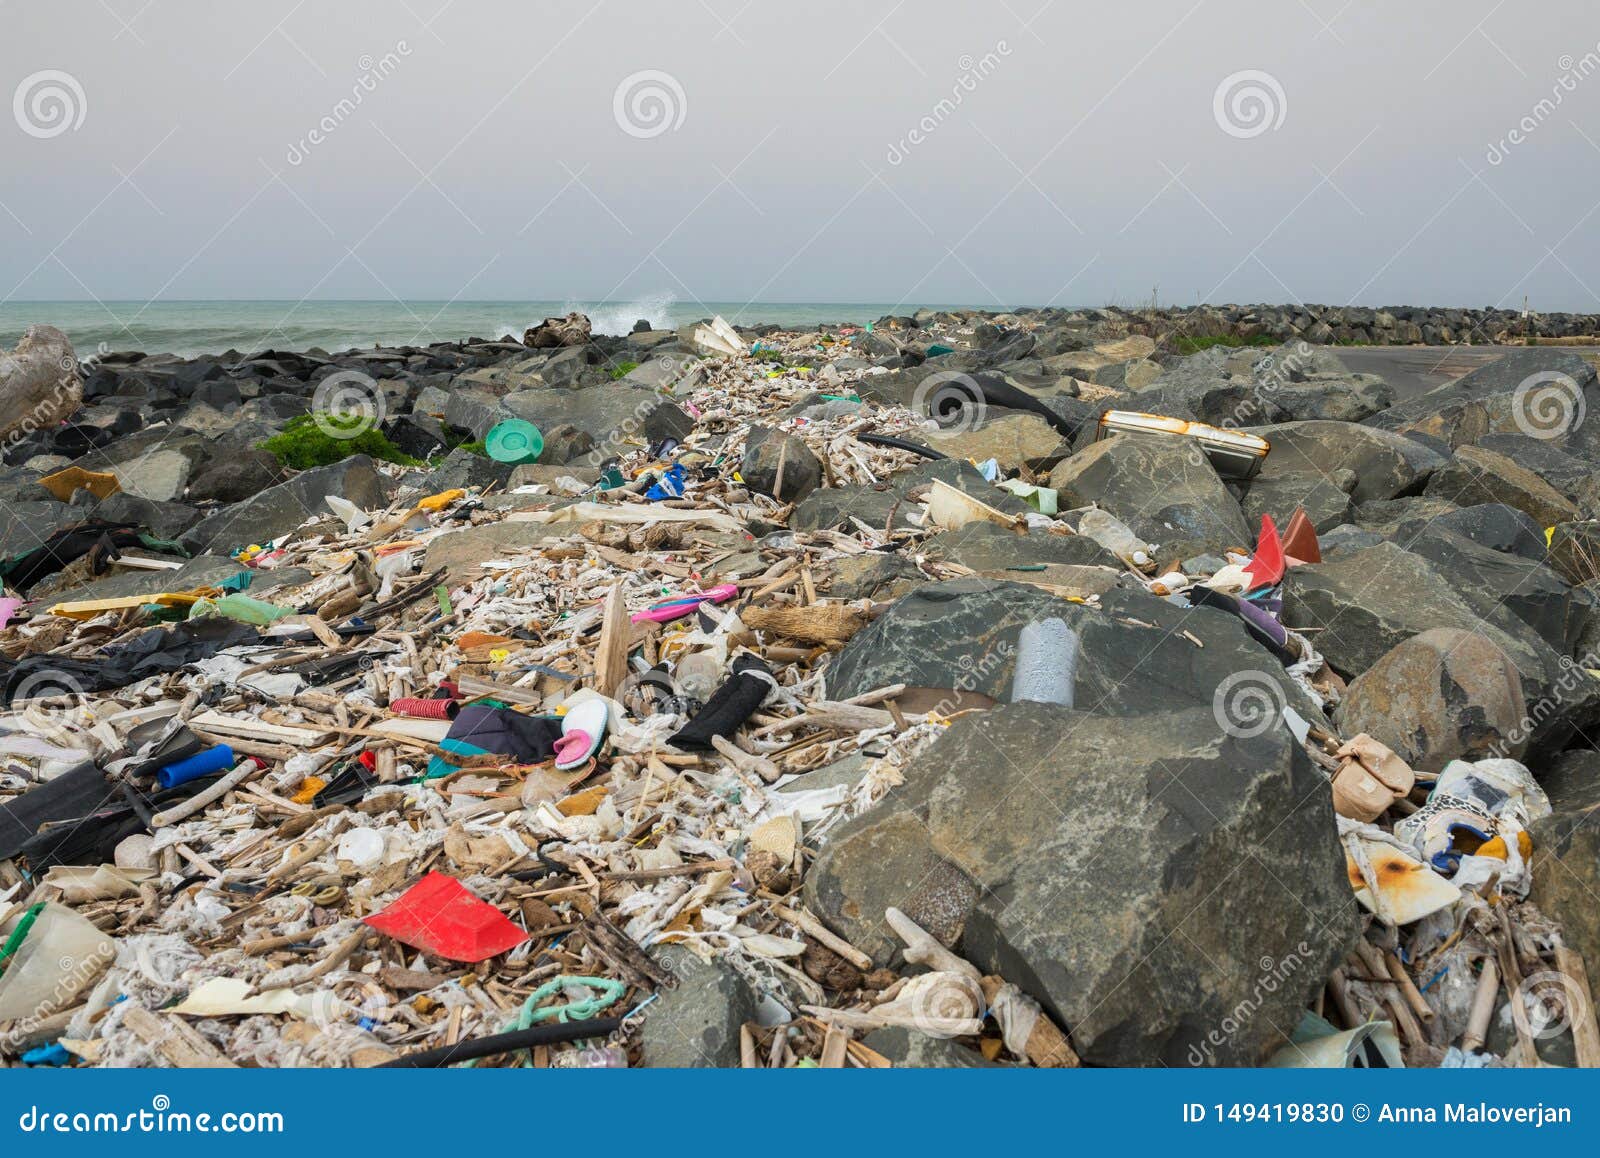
[{"left": 2, "top": 306, "right": 1600, "bottom": 1068}]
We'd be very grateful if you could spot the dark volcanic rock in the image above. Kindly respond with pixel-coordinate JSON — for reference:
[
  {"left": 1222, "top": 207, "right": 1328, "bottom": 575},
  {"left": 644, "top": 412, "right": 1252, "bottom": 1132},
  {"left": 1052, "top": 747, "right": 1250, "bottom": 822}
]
[
  {"left": 181, "top": 455, "right": 395, "bottom": 554},
  {"left": 806, "top": 702, "right": 1357, "bottom": 1065},
  {"left": 1391, "top": 524, "right": 1583, "bottom": 656},
  {"left": 1399, "top": 503, "right": 1545, "bottom": 560},
  {"left": 825, "top": 577, "right": 1319, "bottom": 722},
  {"left": 1424, "top": 445, "right": 1578, "bottom": 528},
  {"left": 92, "top": 492, "right": 201, "bottom": 539},
  {"left": 920, "top": 522, "right": 1116, "bottom": 571},
  {"left": 186, "top": 450, "right": 287, "bottom": 504},
  {"left": 1282, "top": 541, "right": 1600, "bottom": 752},
  {"left": 1249, "top": 421, "right": 1447, "bottom": 503},
  {"left": 1242, "top": 470, "right": 1355, "bottom": 533},
  {"left": 1364, "top": 348, "right": 1599, "bottom": 449},
  {"left": 1047, "top": 432, "right": 1251, "bottom": 557},
  {"left": 740, "top": 426, "right": 823, "bottom": 503}
]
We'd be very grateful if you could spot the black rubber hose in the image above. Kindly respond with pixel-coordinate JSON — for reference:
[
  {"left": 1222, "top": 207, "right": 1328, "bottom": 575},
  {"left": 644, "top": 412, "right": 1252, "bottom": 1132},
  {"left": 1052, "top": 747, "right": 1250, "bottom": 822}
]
[
  {"left": 377, "top": 1017, "right": 625, "bottom": 1068},
  {"left": 855, "top": 433, "right": 946, "bottom": 460}
]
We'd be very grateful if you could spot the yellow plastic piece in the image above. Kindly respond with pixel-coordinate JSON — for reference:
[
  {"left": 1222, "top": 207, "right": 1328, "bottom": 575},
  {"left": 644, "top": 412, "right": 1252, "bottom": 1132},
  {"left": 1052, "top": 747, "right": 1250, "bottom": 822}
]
[
  {"left": 416, "top": 488, "right": 466, "bottom": 512},
  {"left": 48, "top": 593, "right": 204, "bottom": 620},
  {"left": 38, "top": 466, "right": 121, "bottom": 503}
]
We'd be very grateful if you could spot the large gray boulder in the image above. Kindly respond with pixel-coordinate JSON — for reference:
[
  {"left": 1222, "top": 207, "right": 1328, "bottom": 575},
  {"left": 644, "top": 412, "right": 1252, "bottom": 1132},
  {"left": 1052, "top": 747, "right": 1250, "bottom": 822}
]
[
  {"left": 1389, "top": 524, "right": 1584, "bottom": 656},
  {"left": 1336, "top": 628, "right": 1528, "bottom": 772},
  {"left": 1047, "top": 432, "right": 1251, "bottom": 558},
  {"left": 825, "top": 577, "right": 1319, "bottom": 722},
  {"left": 1248, "top": 420, "right": 1447, "bottom": 502},
  {"left": 1364, "top": 348, "right": 1599, "bottom": 450},
  {"left": 1242, "top": 470, "right": 1355, "bottom": 533},
  {"left": 73, "top": 428, "right": 212, "bottom": 503},
  {"left": 1476, "top": 433, "right": 1600, "bottom": 509},
  {"left": 806, "top": 702, "right": 1357, "bottom": 1065},
  {"left": 1424, "top": 445, "right": 1578, "bottom": 528},
  {"left": 1283, "top": 541, "right": 1600, "bottom": 753},
  {"left": 181, "top": 455, "right": 394, "bottom": 553},
  {"left": 1400, "top": 503, "right": 1545, "bottom": 560},
  {"left": 0, "top": 500, "right": 78, "bottom": 557}
]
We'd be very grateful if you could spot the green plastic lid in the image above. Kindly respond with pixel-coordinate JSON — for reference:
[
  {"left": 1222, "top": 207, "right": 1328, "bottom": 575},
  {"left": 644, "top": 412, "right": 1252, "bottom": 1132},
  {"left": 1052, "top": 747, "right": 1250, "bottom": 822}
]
[{"left": 484, "top": 419, "right": 544, "bottom": 464}]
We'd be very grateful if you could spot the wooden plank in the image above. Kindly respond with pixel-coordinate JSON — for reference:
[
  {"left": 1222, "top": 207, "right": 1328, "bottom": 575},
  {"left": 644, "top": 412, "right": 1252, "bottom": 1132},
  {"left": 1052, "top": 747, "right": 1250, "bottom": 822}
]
[
  {"left": 121, "top": 1005, "right": 238, "bottom": 1068},
  {"left": 1554, "top": 945, "right": 1600, "bottom": 1068},
  {"left": 593, "top": 581, "right": 632, "bottom": 698}
]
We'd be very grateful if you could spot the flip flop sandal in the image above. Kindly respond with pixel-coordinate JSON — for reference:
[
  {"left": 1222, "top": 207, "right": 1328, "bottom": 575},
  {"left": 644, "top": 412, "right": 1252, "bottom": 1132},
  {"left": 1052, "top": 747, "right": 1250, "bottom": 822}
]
[{"left": 554, "top": 697, "right": 609, "bottom": 771}]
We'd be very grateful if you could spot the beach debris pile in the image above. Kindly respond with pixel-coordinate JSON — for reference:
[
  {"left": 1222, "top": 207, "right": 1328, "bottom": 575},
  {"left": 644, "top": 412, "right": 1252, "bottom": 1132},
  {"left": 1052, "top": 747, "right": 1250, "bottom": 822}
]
[{"left": 2, "top": 305, "right": 1600, "bottom": 1068}]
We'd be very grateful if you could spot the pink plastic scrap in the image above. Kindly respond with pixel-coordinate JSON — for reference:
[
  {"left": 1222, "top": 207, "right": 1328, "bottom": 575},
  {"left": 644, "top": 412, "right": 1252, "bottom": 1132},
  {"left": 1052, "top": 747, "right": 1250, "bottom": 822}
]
[
  {"left": 364, "top": 871, "right": 529, "bottom": 963},
  {"left": 0, "top": 598, "right": 22, "bottom": 630}
]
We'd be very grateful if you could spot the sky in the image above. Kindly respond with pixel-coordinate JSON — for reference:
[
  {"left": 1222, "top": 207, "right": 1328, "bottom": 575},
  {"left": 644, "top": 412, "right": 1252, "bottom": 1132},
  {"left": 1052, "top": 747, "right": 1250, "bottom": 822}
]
[{"left": 3, "top": 0, "right": 1600, "bottom": 312}]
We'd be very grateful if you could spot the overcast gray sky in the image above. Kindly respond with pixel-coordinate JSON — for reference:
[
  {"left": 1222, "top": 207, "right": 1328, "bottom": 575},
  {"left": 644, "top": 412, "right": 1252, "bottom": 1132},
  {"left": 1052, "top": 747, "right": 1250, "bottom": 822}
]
[{"left": 4, "top": 0, "right": 1600, "bottom": 310}]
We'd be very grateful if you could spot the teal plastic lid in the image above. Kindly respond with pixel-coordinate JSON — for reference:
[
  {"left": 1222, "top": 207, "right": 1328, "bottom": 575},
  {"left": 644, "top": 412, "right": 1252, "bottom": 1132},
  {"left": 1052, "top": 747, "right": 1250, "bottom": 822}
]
[{"left": 485, "top": 419, "right": 544, "bottom": 464}]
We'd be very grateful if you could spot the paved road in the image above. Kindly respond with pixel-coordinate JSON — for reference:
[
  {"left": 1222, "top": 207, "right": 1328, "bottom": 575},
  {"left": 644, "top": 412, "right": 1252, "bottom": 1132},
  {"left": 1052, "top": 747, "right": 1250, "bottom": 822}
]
[{"left": 1336, "top": 345, "right": 1600, "bottom": 401}]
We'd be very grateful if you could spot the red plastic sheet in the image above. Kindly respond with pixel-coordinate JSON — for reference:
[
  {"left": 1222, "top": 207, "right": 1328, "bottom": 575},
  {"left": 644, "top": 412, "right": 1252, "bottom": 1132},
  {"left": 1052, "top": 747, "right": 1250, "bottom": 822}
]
[
  {"left": 364, "top": 872, "right": 529, "bottom": 962},
  {"left": 1243, "top": 514, "right": 1285, "bottom": 590}
]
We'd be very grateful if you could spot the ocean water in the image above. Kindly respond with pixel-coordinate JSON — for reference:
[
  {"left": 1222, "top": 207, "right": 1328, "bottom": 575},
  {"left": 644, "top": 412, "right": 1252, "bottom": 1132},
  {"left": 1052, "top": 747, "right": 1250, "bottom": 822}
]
[{"left": 0, "top": 299, "right": 970, "bottom": 359}]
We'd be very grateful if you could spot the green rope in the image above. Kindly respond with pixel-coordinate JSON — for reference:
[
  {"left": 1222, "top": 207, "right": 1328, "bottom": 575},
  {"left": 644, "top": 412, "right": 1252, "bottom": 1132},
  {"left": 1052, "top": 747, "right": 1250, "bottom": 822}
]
[{"left": 463, "top": 975, "right": 627, "bottom": 1068}]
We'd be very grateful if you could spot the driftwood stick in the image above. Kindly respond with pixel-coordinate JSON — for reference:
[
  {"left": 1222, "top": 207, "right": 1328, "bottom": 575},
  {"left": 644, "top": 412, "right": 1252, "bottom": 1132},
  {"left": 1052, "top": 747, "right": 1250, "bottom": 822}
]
[
  {"left": 773, "top": 904, "right": 872, "bottom": 971},
  {"left": 150, "top": 759, "right": 263, "bottom": 828},
  {"left": 1462, "top": 957, "right": 1498, "bottom": 1053}
]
